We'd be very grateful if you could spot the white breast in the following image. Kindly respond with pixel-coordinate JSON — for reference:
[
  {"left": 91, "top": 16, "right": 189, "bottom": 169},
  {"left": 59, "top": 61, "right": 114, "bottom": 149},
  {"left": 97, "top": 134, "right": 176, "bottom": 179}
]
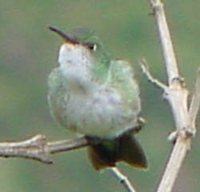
[{"left": 64, "top": 85, "right": 136, "bottom": 138}]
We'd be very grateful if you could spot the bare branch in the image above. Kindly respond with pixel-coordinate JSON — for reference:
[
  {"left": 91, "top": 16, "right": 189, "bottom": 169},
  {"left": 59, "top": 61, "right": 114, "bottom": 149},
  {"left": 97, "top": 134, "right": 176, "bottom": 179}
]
[
  {"left": 0, "top": 135, "right": 88, "bottom": 163},
  {"left": 0, "top": 135, "right": 136, "bottom": 192},
  {"left": 189, "top": 68, "right": 200, "bottom": 131},
  {"left": 150, "top": 0, "right": 179, "bottom": 84},
  {"left": 48, "top": 136, "right": 88, "bottom": 154},
  {"left": 146, "top": 0, "right": 199, "bottom": 192},
  {"left": 140, "top": 59, "right": 167, "bottom": 90},
  {"left": 111, "top": 167, "right": 136, "bottom": 192},
  {"left": 157, "top": 135, "right": 191, "bottom": 192}
]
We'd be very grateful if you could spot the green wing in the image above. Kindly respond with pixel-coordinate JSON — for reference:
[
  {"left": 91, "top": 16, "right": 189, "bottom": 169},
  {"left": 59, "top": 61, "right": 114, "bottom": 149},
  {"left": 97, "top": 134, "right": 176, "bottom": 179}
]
[
  {"left": 48, "top": 68, "right": 68, "bottom": 126},
  {"left": 108, "top": 60, "right": 141, "bottom": 114}
]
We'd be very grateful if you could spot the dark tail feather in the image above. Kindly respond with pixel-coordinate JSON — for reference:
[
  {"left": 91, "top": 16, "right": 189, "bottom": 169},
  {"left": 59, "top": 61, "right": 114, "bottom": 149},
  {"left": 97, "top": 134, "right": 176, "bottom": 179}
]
[
  {"left": 87, "top": 136, "right": 118, "bottom": 170},
  {"left": 87, "top": 145, "right": 116, "bottom": 170},
  {"left": 86, "top": 132, "right": 147, "bottom": 171},
  {"left": 118, "top": 132, "right": 147, "bottom": 169}
]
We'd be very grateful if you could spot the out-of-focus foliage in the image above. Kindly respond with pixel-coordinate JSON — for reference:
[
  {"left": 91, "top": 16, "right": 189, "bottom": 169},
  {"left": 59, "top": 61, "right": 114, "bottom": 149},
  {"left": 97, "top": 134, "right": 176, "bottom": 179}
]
[{"left": 0, "top": 0, "right": 199, "bottom": 191}]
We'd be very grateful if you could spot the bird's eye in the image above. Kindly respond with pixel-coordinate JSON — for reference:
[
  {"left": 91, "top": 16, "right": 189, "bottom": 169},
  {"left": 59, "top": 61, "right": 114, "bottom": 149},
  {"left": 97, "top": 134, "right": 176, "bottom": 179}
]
[{"left": 85, "top": 43, "right": 97, "bottom": 51}]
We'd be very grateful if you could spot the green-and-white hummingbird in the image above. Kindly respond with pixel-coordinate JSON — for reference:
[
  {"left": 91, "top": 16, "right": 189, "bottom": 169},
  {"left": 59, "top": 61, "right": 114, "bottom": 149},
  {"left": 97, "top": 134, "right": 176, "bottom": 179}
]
[{"left": 48, "top": 26, "right": 147, "bottom": 170}]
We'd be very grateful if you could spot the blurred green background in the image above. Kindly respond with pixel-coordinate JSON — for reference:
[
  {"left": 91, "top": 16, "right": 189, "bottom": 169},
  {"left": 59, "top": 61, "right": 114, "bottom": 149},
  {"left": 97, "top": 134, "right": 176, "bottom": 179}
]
[{"left": 0, "top": 0, "right": 199, "bottom": 191}]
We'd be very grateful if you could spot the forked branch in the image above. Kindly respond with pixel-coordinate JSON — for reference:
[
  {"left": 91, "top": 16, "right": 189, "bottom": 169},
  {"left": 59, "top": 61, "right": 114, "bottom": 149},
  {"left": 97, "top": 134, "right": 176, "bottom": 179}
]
[
  {"left": 144, "top": 1, "right": 200, "bottom": 192},
  {"left": 0, "top": 135, "right": 88, "bottom": 163},
  {"left": 0, "top": 135, "right": 136, "bottom": 192}
]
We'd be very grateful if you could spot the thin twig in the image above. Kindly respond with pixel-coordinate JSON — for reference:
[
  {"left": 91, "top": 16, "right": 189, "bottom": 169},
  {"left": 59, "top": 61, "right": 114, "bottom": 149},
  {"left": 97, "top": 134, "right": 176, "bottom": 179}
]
[
  {"left": 150, "top": 0, "right": 179, "bottom": 83},
  {"left": 140, "top": 59, "right": 167, "bottom": 90},
  {"left": 0, "top": 135, "right": 88, "bottom": 163},
  {"left": 111, "top": 167, "right": 136, "bottom": 192},
  {"left": 48, "top": 136, "right": 88, "bottom": 154},
  {"left": 189, "top": 68, "right": 200, "bottom": 130}
]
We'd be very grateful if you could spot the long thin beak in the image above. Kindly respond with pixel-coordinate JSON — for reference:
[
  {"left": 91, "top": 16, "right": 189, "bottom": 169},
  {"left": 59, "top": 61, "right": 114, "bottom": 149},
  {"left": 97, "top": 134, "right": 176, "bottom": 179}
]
[{"left": 49, "top": 26, "right": 79, "bottom": 44}]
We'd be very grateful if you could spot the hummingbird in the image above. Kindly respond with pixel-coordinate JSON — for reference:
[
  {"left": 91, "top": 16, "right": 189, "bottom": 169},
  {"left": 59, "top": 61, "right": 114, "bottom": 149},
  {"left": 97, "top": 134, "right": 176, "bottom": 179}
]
[{"left": 48, "top": 26, "right": 147, "bottom": 170}]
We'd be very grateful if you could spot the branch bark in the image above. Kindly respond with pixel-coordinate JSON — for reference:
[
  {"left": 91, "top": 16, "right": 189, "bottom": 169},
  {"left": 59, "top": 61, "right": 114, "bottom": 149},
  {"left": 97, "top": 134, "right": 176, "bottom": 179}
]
[
  {"left": 146, "top": 0, "right": 200, "bottom": 192},
  {"left": 0, "top": 135, "right": 88, "bottom": 163},
  {"left": 111, "top": 168, "right": 137, "bottom": 192},
  {"left": 0, "top": 135, "right": 136, "bottom": 192}
]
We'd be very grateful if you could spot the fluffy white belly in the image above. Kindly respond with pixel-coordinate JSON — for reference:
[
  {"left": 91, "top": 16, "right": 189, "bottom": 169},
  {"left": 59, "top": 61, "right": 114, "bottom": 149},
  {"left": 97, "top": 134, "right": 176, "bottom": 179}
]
[{"left": 64, "top": 86, "right": 135, "bottom": 138}]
